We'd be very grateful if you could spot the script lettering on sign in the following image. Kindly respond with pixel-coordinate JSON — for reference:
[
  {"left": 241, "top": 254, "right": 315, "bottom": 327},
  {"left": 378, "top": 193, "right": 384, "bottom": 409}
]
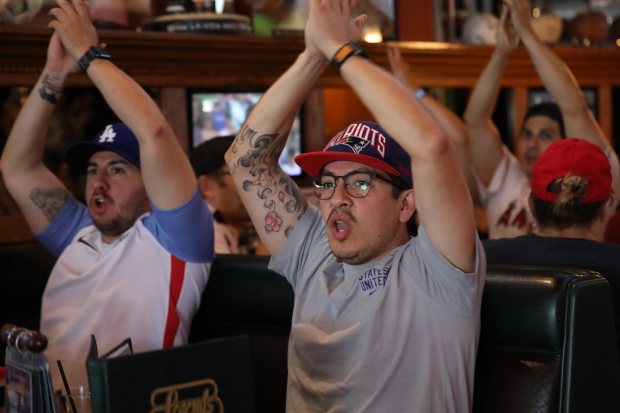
[{"left": 150, "top": 378, "right": 224, "bottom": 413}]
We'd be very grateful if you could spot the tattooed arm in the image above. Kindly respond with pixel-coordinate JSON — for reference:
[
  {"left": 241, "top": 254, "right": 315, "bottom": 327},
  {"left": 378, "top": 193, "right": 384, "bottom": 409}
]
[
  {"left": 0, "top": 32, "right": 77, "bottom": 233},
  {"left": 224, "top": 51, "right": 324, "bottom": 255}
]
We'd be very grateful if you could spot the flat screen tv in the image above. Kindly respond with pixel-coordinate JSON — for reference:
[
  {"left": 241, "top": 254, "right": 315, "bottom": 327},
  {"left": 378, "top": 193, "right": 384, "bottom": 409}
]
[{"left": 189, "top": 90, "right": 303, "bottom": 177}]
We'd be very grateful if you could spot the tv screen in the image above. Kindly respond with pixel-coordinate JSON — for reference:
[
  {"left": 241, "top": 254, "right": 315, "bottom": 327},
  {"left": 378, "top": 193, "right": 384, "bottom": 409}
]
[{"left": 190, "top": 91, "right": 303, "bottom": 176}]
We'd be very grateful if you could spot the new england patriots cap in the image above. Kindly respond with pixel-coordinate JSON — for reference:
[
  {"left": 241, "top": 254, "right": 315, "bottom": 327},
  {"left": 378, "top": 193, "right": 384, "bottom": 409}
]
[
  {"left": 66, "top": 123, "right": 140, "bottom": 175},
  {"left": 295, "top": 121, "right": 413, "bottom": 188}
]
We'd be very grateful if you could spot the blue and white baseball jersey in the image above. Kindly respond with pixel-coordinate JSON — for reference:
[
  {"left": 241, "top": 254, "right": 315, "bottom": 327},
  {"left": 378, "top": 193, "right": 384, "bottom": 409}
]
[{"left": 37, "top": 189, "right": 214, "bottom": 390}]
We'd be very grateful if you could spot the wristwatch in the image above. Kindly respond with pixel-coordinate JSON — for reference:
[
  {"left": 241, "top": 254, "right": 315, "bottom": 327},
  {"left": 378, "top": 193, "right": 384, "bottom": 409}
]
[
  {"left": 78, "top": 46, "right": 112, "bottom": 73},
  {"left": 330, "top": 42, "right": 368, "bottom": 72}
]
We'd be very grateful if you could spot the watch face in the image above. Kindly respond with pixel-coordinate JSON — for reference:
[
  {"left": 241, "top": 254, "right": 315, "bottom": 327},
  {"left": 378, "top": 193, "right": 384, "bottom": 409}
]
[{"left": 93, "top": 47, "right": 111, "bottom": 59}]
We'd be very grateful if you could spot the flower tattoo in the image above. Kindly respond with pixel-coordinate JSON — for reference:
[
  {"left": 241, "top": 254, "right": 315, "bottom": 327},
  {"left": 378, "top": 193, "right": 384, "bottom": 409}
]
[{"left": 265, "top": 211, "right": 283, "bottom": 232}]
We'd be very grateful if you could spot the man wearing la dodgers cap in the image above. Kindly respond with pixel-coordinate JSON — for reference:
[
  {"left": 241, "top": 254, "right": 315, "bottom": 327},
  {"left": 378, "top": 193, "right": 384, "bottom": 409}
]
[
  {"left": 225, "top": 0, "right": 485, "bottom": 411},
  {"left": 1, "top": 1, "right": 214, "bottom": 391}
]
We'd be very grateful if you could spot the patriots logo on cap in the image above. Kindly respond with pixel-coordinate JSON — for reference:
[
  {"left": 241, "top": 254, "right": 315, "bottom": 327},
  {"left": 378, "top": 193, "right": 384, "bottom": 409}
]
[{"left": 331, "top": 136, "right": 371, "bottom": 154}]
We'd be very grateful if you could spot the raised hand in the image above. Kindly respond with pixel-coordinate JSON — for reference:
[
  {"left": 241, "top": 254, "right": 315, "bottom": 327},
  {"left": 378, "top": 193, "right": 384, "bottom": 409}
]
[
  {"left": 503, "top": 0, "right": 534, "bottom": 39},
  {"left": 48, "top": 0, "right": 98, "bottom": 63},
  {"left": 496, "top": 4, "right": 519, "bottom": 56},
  {"left": 387, "top": 44, "right": 416, "bottom": 88},
  {"left": 305, "top": 0, "right": 366, "bottom": 59}
]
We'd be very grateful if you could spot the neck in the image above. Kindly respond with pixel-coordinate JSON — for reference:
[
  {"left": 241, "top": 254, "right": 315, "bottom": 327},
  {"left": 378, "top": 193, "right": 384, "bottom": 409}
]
[{"left": 534, "top": 226, "right": 603, "bottom": 242}]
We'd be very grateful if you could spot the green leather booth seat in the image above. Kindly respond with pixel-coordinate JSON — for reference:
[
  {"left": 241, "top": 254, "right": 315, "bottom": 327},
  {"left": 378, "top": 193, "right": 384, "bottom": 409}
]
[
  {"left": 475, "top": 264, "right": 620, "bottom": 413},
  {"left": 3, "top": 251, "right": 619, "bottom": 413},
  {"left": 188, "top": 254, "right": 293, "bottom": 413}
]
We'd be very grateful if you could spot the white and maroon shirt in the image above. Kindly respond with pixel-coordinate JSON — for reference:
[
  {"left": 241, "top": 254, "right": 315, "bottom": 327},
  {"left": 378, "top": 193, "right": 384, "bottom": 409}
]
[{"left": 478, "top": 146, "right": 533, "bottom": 239}]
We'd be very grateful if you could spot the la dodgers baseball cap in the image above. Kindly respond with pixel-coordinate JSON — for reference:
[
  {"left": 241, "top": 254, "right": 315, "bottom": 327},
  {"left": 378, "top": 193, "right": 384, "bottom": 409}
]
[
  {"left": 530, "top": 138, "right": 612, "bottom": 203},
  {"left": 66, "top": 123, "right": 140, "bottom": 175},
  {"left": 295, "top": 121, "right": 413, "bottom": 188}
]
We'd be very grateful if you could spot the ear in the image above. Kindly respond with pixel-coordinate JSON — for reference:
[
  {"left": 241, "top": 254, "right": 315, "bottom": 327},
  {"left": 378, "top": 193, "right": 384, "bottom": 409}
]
[
  {"left": 197, "top": 175, "right": 216, "bottom": 203},
  {"left": 603, "top": 195, "right": 616, "bottom": 222},
  {"left": 399, "top": 189, "right": 416, "bottom": 223}
]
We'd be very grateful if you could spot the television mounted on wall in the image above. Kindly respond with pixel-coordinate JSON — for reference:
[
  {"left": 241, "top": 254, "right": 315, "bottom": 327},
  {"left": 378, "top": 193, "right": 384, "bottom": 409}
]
[{"left": 189, "top": 89, "right": 303, "bottom": 177}]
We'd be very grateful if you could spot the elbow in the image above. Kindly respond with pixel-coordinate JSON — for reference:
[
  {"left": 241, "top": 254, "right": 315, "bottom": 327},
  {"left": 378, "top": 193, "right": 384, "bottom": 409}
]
[
  {"left": 422, "top": 129, "right": 452, "bottom": 159},
  {"left": 561, "top": 94, "right": 590, "bottom": 119}
]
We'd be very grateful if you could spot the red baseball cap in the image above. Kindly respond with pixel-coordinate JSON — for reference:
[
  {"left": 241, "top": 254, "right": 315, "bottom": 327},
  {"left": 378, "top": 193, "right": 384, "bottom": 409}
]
[
  {"left": 530, "top": 138, "right": 612, "bottom": 203},
  {"left": 294, "top": 121, "right": 413, "bottom": 188}
]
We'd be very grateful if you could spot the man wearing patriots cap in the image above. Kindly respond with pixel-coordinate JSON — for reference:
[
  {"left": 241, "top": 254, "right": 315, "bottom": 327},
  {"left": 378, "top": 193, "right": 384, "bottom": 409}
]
[
  {"left": 225, "top": 0, "right": 485, "bottom": 411},
  {"left": 1, "top": 0, "right": 213, "bottom": 390}
]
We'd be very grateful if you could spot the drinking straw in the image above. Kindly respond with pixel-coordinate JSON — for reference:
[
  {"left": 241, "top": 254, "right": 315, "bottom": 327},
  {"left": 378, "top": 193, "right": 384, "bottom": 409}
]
[{"left": 57, "top": 360, "right": 77, "bottom": 413}]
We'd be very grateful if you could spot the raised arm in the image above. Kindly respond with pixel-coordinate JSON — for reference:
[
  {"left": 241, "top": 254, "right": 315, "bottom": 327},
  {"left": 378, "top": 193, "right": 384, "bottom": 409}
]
[
  {"left": 387, "top": 44, "right": 480, "bottom": 206},
  {"left": 463, "top": 5, "right": 518, "bottom": 185},
  {"left": 307, "top": 0, "right": 475, "bottom": 271},
  {"left": 506, "top": 0, "right": 620, "bottom": 203},
  {"left": 0, "top": 32, "right": 75, "bottom": 233},
  {"left": 49, "top": 0, "right": 196, "bottom": 210},
  {"left": 223, "top": 48, "right": 322, "bottom": 256},
  {"left": 224, "top": 3, "right": 366, "bottom": 257},
  {"left": 507, "top": 0, "right": 604, "bottom": 144}
]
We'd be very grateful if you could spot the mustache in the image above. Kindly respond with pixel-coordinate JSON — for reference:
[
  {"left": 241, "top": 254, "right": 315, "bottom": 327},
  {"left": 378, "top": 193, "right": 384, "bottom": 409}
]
[{"left": 328, "top": 208, "right": 357, "bottom": 224}]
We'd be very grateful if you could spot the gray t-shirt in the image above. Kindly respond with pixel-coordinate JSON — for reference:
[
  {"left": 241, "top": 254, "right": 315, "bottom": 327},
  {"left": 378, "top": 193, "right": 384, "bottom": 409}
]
[{"left": 269, "top": 207, "right": 486, "bottom": 413}]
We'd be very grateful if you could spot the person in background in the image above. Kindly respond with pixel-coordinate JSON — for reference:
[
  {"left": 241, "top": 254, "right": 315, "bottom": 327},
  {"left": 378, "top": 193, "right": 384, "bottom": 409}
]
[
  {"left": 483, "top": 137, "right": 620, "bottom": 354},
  {"left": 463, "top": 0, "right": 620, "bottom": 239},
  {"left": 191, "top": 135, "right": 267, "bottom": 255},
  {"left": 225, "top": 0, "right": 485, "bottom": 410},
  {"left": 0, "top": 0, "right": 214, "bottom": 389}
]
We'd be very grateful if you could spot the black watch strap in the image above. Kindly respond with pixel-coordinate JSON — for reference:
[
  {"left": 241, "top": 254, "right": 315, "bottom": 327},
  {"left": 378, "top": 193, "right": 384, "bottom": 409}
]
[
  {"left": 330, "top": 42, "right": 368, "bottom": 72},
  {"left": 78, "top": 46, "right": 112, "bottom": 73}
]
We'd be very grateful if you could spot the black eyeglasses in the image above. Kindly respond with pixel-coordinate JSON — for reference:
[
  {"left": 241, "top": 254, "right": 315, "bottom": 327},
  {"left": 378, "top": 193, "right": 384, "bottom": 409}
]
[{"left": 312, "top": 170, "right": 401, "bottom": 200}]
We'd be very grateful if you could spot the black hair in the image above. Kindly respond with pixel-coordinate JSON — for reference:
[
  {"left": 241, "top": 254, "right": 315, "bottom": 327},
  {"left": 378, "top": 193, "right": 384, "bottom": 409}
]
[
  {"left": 523, "top": 102, "right": 566, "bottom": 139},
  {"left": 190, "top": 135, "right": 235, "bottom": 177}
]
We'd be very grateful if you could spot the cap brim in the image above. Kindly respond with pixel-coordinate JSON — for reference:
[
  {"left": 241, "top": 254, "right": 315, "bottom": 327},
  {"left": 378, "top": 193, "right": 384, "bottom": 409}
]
[
  {"left": 66, "top": 141, "right": 139, "bottom": 176},
  {"left": 295, "top": 151, "right": 401, "bottom": 177}
]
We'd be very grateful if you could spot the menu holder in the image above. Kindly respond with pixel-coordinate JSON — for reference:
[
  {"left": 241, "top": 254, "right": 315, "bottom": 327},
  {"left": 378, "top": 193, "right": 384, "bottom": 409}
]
[
  {"left": 1, "top": 324, "right": 55, "bottom": 413},
  {"left": 87, "top": 335, "right": 255, "bottom": 413}
]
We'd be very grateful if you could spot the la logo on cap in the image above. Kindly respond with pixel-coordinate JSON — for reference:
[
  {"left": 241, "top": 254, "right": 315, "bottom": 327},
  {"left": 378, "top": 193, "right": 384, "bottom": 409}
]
[{"left": 98, "top": 124, "right": 117, "bottom": 143}]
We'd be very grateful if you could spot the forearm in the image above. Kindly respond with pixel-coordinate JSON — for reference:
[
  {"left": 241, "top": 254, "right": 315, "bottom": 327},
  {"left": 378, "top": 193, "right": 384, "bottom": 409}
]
[
  {"left": 340, "top": 56, "right": 443, "bottom": 158},
  {"left": 463, "top": 51, "right": 508, "bottom": 126},
  {"left": 1, "top": 69, "right": 71, "bottom": 233},
  {"left": 225, "top": 51, "right": 323, "bottom": 256},
  {"left": 230, "top": 50, "right": 327, "bottom": 168},
  {"left": 520, "top": 31, "right": 585, "bottom": 112},
  {"left": 86, "top": 59, "right": 197, "bottom": 209},
  {"left": 520, "top": 29, "right": 609, "bottom": 148},
  {"left": 1, "top": 70, "right": 64, "bottom": 177}
]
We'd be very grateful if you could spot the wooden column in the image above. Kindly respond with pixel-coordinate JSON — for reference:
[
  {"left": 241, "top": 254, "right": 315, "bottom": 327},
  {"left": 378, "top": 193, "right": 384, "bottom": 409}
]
[{"left": 396, "top": 1, "right": 435, "bottom": 41}]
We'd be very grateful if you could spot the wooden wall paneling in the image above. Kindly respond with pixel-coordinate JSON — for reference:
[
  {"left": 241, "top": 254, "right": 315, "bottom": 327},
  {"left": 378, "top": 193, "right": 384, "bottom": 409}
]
[
  {"left": 396, "top": 1, "right": 435, "bottom": 41},
  {"left": 598, "top": 85, "right": 613, "bottom": 143},
  {"left": 322, "top": 88, "right": 374, "bottom": 140},
  {"left": 159, "top": 87, "right": 189, "bottom": 152},
  {"left": 303, "top": 89, "right": 327, "bottom": 153}
]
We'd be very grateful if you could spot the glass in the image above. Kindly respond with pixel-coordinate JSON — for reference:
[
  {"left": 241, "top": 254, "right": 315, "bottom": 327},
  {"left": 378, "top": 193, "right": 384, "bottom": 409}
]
[
  {"left": 312, "top": 171, "right": 397, "bottom": 200},
  {"left": 54, "top": 385, "right": 91, "bottom": 413}
]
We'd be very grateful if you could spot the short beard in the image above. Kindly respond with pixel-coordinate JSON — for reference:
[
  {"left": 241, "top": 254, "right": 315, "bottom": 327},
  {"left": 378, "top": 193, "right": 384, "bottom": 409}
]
[{"left": 92, "top": 215, "right": 137, "bottom": 238}]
